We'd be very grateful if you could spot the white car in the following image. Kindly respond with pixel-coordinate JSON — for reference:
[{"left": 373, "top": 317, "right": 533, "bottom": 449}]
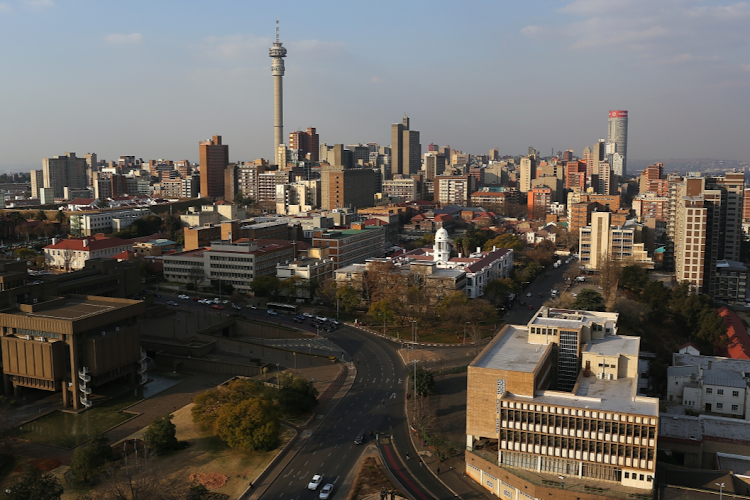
[
  {"left": 178, "top": 294, "right": 190, "bottom": 300},
  {"left": 232, "top": 304, "right": 242, "bottom": 310},
  {"left": 213, "top": 298, "right": 221, "bottom": 304},
  {"left": 315, "top": 316, "right": 327, "bottom": 322},
  {"left": 267, "top": 309, "right": 278, "bottom": 316},
  {"left": 526, "top": 292, "right": 532, "bottom": 297},
  {"left": 307, "top": 475, "right": 323, "bottom": 490},
  {"left": 303, "top": 312, "right": 314, "bottom": 318},
  {"left": 319, "top": 483, "right": 333, "bottom": 499},
  {"left": 222, "top": 300, "right": 229, "bottom": 304}
]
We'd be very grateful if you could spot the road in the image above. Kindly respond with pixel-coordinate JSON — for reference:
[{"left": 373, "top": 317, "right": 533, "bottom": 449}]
[
  {"left": 503, "top": 257, "right": 576, "bottom": 325},
  {"left": 151, "top": 293, "right": 456, "bottom": 499}
]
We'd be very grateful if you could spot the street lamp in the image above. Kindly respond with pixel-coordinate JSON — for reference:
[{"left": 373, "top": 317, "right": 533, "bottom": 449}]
[
  {"left": 558, "top": 475, "right": 565, "bottom": 490},
  {"left": 463, "top": 322, "right": 470, "bottom": 344},
  {"left": 716, "top": 482, "right": 724, "bottom": 500}
]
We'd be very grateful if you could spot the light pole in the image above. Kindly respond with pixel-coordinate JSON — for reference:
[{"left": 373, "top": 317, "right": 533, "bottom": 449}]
[
  {"left": 559, "top": 475, "right": 565, "bottom": 490},
  {"left": 293, "top": 351, "right": 296, "bottom": 370},
  {"left": 463, "top": 321, "right": 470, "bottom": 344},
  {"left": 716, "top": 482, "right": 724, "bottom": 500}
]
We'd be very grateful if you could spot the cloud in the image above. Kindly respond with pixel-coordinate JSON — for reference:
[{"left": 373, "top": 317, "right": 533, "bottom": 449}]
[
  {"left": 105, "top": 33, "right": 144, "bottom": 45},
  {"left": 522, "top": 0, "right": 750, "bottom": 65},
  {"left": 0, "top": 3, "right": 12, "bottom": 13}
]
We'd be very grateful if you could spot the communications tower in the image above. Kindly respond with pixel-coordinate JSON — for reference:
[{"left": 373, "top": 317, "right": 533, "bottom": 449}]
[{"left": 269, "top": 20, "right": 287, "bottom": 167}]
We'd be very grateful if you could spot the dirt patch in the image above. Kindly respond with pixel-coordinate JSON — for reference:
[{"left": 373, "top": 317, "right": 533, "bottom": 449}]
[
  {"left": 13, "top": 459, "right": 62, "bottom": 473},
  {"left": 348, "top": 456, "right": 403, "bottom": 500},
  {"left": 189, "top": 471, "right": 228, "bottom": 489}
]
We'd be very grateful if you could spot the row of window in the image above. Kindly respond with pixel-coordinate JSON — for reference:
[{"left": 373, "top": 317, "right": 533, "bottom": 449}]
[{"left": 705, "top": 387, "right": 740, "bottom": 397}]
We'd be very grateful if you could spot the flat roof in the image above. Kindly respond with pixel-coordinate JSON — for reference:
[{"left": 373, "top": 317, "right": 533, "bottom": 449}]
[
  {"left": 473, "top": 326, "right": 548, "bottom": 373},
  {"left": 10, "top": 297, "right": 134, "bottom": 321},
  {"left": 585, "top": 335, "right": 640, "bottom": 357},
  {"left": 504, "top": 376, "right": 658, "bottom": 417}
]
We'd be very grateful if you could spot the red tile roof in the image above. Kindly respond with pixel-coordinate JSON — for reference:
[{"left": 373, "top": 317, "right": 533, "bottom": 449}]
[
  {"left": 113, "top": 250, "right": 136, "bottom": 260},
  {"left": 434, "top": 214, "right": 454, "bottom": 222},
  {"left": 70, "top": 198, "right": 96, "bottom": 205},
  {"left": 717, "top": 307, "right": 750, "bottom": 359},
  {"left": 44, "top": 236, "right": 131, "bottom": 252}
]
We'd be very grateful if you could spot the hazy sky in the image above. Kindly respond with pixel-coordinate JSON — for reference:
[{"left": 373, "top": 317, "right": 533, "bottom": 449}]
[{"left": 2, "top": 0, "right": 749, "bottom": 171}]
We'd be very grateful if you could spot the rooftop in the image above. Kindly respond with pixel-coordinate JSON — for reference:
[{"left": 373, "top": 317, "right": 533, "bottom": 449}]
[
  {"left": 1, "top": 295, "right": 140, "bottom": 322},
  {"left": 674, "top": 352, "right": 750, "bottom": 376},
  {"left": 585, "top": 335, "right": 640, "bottom": 358},
  {"left": 472, "top": 326, "right": 550, "bottom": 373}
]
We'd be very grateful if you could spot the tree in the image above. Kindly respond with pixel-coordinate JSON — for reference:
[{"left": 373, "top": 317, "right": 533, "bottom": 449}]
[
  {"left": 483, "top": 233, "right": 524, "bottom": 253},
  {"left": 621, "top": 264, "right": 649, "bottom": 293},
  {"left": 315, "top": 280, "right": 338, "bottom": 309},
  {"left": 250, "top": 275, "right": 280, "bottom": 299},
  {"left": 80, "top": 467, "right": 209, "bottom": 500},
  {"left": 13, "top": 248, "right": 35, "bottom": 261},
  {"left": 278, "top": 373, "right": 319, "bottom": 414},
  {"left": 70, "top": 434, "right": 112, "bottom": 483},
  {"left": 96, "top": 198, "right": 109, "bottom": 209},
  {"left": 215, "top": 397, "right": 280, "bottom": 451},
  {"left": 54, "top": 210, "right": 66, "bottom": 224},
  {"left": 571, "top": 289, "right": 606, "bottom": 311},
  {"left": 524, "top": 241, "right": 556, "bottom": 267},
  {"left": 466, "top": 300, "right": 499, "bottom": 345},
  {"left": 192, "top": 378, "right": 270, "bottom": 431},
  {"left": 640, "top": 280, "right": 671, "bottom": 324},
  {"left": 369, "top": 299, "right": 396, "bottom": 332},
  {"left": 483, "top": 278, "right": 516, "bottom": 306},
  {"left": 34, "top": 210, "right": 47, "bottom": 221},
  {"left": 3, "top": 464, "right": 64, "bottom": 500},
  {"left": 162, "top": 214, "right": 182, "bottom": 241},
  {"left": 598, "top": 253, "right": 623, "bottom": 307},
  {"left": 335, "top": 285, "right": 359, "bottom": 313},
  {"left": 144, "top": 413, "right": 179, "bottom": 455},
  {"left": 437, "top": 292, "right": 470, "bottom": 336},
  {"left": 408, "top": 366, "right": 435, "bottom": 396}
]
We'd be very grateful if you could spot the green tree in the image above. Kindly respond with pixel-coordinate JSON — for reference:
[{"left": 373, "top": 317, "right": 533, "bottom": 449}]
[
  {"left": 192, "top": 378, "right": 269, "bottom": 431},
  {"left": 669, "top": 282, "right": 705, "bottom": 333},
  {"left": 437, "top": 292, "right": 471, "bottom": 335},
  {"left": 483, "top": 233, "right": 524, "bottom": 253},
  {"left": 278, "top": 373, "right": 319, "bottom": 414},
  {"left": 34, "top": 210, "right": 48, "bottom": 221},
  {"left": 70, "top": 434, "right": 112, "bottom": 483},
  {"left": 695, "top": 308, "right": 728, "bottom": 348},
  {"left": 215, "top": 398, "right": 280, "bottom": 451},
  {"left": 621, "top": 265, "right": 649, "bottom": 293},
  {"left": 250, "top": 275, "right": 280, "bottom": 299},
  {"left": 408, "top": 367, "right": 435, "bottom": 396},
  {"left": 640, "top": 280, "right": 671, "bottom": 324},
  {"left": 483, "top": 278, "right": 517, "bottom": 305},
  {"left": 369, "top": 299, "right": 396, "bottom": 329},
  {"left": 144, "top": 413, "right": 178, "bottom": 455},
  {"left": 571, "top": 289, "right": 606, "bottom": 311},
  {"left": 54, "top": 210, "right": 66, "bottom": 224},
  {"left": 336, "top": 285, "right": 359, "bottom": 313},
  {"left": 280, "top": 276, "right": 303, "bottom": 300},
  {"left": 2, "top": 465, "right": 64, "bottom": 500},
  {"left": 162, "top": 214, "right": 182, "bottom": 241},
  {"left": 13, "top": 248, "right": 36, "bottom": 261}
]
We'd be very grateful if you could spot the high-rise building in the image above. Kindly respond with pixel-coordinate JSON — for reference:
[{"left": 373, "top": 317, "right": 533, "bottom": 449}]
[
  {"left": 390, "top": 116, "right": 421, "bottom": 177},
  {"left": 527, "top": 186, "right": 552, "bottom": 218},
  {"left": 269, "top": 21, "right": 287, "bottom": 166},
  {"left": 607, "top": 110, "right": 628, "bottom": 177},
  {"left": 83, "top": 153, "right": 97, "bottom": 186},
  {"left": 565, "top": 160, "right": 587, "bottom": 192},
  {"left": 30, "top": 170, "right": 43, "bottom": 198},
  {"left": 435, "top": 175, "right": 475, "bottom": 206},
  {"left": 519, "top": 156, "right": 536, "bottom": 193},
  {"left": 236, "top": 161, "right": 266, "bottom": 202},
  {"left": 199, "top": 135, "right": 229, "bottom": 198},
  {"left": 590, "top": 139, "right": 606, "bottom": 179},
  {"left": 320, "top": 164, "right": 376, "bottom": 210},
  {"left": 289, "top": 127, "right": 319, "bottom": 162},
  {"left": 42, "top": 152, "right": 88, "bottom": 199},
  {"left": 423, "top": 152, "right": 444, "bottom": 181}
]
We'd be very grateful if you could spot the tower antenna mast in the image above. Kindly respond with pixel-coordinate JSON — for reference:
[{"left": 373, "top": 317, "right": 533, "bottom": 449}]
[{"left": 276, "top": 19, "right": 279, "bottom": 43}]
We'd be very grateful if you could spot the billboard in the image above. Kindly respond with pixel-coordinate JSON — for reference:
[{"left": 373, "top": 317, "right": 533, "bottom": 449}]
[{"left": 609, "top": 110, "right": 628, "bottom": 118}]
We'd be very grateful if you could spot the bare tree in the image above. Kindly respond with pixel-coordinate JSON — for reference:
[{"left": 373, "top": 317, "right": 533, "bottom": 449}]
[
  {"left": 62, "top": 248, "right": 75, "bottom": 272},
  {"left": 81, "top": 465, "right": 204, "bottom": 500},
  {"left": 409, "top": 394, "right": 437, "bottom": 435},
  {"left": 598, "top": 253, "right": 622, "bottom": 309}
]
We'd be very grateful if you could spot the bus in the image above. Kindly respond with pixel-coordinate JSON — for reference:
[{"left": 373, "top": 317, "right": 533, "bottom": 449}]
[{"left": 266, "top": 302, "right": 298, "bottom": 315}]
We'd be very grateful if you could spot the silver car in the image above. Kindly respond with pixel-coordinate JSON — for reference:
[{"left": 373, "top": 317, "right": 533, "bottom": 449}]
[{"left": 319, "top": 483, "right": 333, "bottom": 499}]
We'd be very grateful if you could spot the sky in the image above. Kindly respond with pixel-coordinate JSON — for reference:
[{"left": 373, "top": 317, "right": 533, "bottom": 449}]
[{"left": 1, "top": 0, "right": 749, "bottom": 171}]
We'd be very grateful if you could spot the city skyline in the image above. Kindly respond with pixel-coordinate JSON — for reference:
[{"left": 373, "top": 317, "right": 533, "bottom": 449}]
[{"left": 1, "top": 0, "right": 749, "bottom": 170}]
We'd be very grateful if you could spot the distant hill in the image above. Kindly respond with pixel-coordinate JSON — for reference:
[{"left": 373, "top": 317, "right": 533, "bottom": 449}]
[{"left": 628, "top": 158, "right": 749, "bottom": 176}]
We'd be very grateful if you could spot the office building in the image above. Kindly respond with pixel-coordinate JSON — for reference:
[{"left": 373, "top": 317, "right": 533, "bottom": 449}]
[
  {"left": 258, "top": 171, "right": 289, "bottom": 203},
  {"left": 44, "top": 235, "right": 136, "bottom": 271},
  {"left": 69, "top": 208, "right": 152, "bottom": 237},
  {"left": 607, "top": 110, "right": 628, "bottom": 177},
  {"left": 237, "top": 161, "right": 266, "bottom": 202},
  {"left": 466, "top": 307, "right": 658, "bottom": 497},
  {"left": 320, "top": 164, "right": 376, "bottom": 211},
  {"left": 527, "top": 186, "right": 552, "bottom": 218},
  {"left": 30, "top": 170, "right": 44, "bottom": 198},
  {"left": 311, "top": 224, "right": 385, "bottom": 269},
  {"left": 566, "top": 160, "right": 587, "bottom": 192},
  {"left": 435, "top": 175, "right": 475, "bottom": 206},
  {"left": 42, "top": 152, "right": 88, "bottom": 199},
  {"left": 589, "top": 139, "right": 606, "bottom": 179},
  {"left": 289, "top": 127, "right": 319, "bottom": 162},
  {"left": 382, "top": 177, "right": 419, "bottom": 201},
  {"left": 199, "top": 135, "right": 229, "bottom": 198},
  {"left": 0, "top": 295, "right": 145, "bottom": 409},
  {"left": 423, "top": 152, "right": 445, "bottom": 181},
  {"left": 579, "top": 212, "right": 653, "bottom": 270},
  {"left": 391, "top": 116, "right": 421, "bottom": 177}
]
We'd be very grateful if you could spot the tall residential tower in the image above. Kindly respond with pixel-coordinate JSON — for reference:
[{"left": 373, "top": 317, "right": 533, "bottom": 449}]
[
  {"left": 269, "top": 21, "right": 287, "bottom": 167},
  {"left": 607, "top": 110, "right": 628, "bottom": 177}
]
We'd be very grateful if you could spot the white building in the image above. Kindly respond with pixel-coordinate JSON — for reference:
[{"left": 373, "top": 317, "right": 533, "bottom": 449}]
[
  {"left": 44, "top": 235, "right": 134, "bottom": 271},
  {"left": 68, "top": 208, "right": 152, "bottom": 237}
]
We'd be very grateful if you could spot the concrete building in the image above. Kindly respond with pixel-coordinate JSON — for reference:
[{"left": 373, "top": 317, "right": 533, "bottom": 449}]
[
  {"left": 199, "top": 135, "right": 229, "bottom": 198},
  {"left": 435, "top": 175, "right": 475, "bottom": 206},
  {"left": 289, "top": 127, "right": 318, "bottom": 163},
  {"left": 391, "top": 116, "right": 421, "bottom": 177},
  {"left": 320, "top": 165, "right": 376, "bottom": 211},
  {"left": 607, "top": 110, "right": 628, "bottom": 177},
  {"left": 42, "top": 152, "right": 88, "bottom": 199},
  {"left": 527, "top": 186, "right": 552, "bottom": 218},
  {"left": 257, "top": 171, "right": 289, "bottom": 204},
  {"left": 69, "top": 208, "right": 152, "bottom": 237},
  {"left": 382, "top": 177, "right": 419, "bottom": 202},
  {"left": 0, "top": 295, "right": 145, "bottom": 409},
  {"left": 579, "top": 212, "right": 653, "bottom": 270},
  {"left": 269, "top": 21, "right": 287, "bottom": 166},
  {"left": 519, "top": 156, "right": 536, "bottom": 193},
  {"left": 236, "top": 162, "right": 266, "bottom": 202},
  {"left": 714, "top": 260, "right": 748, "bottom": 305},
  {"left": 466, "top": 307, "right": 658, "bottom": 497},
  {"left": 163, "top": 239, "right": 295, "bottom": 292},
  {"left": 311, "top": 224, "right": 385, "bottom": 269},
  {"left": 276, "top": 257, "right": 335, "bottom": 298},
  {"left": 423, "top": 152, "right": 445, "bottom": 181},
  {"left": 44, "top": 235, "right": 135, "bottom": 271},
  {"left": 633, "top": 193, "right": 669, "bottom": 222},
  {"left": 30, "top": 170, "right": 44, "bottom": 199}
]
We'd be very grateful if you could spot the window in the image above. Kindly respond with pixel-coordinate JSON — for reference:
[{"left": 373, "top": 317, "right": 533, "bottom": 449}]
[
  {"left": 718, "top": 389, "right": 724, "bottom": 395},
  {"left": 706, "top": 388, "right": 713, "bottom": 394},
  {"left": 717, "top": 403, "right": 723, "bottom": 409},
  {"left": 624, "top": 472, "right": 630, "bottom": 479},
  {"left": 733, "top": 391, "right": 739, "bottom": 397},
  {"left": 733, "top": 405, "right": 739, "bottom": 411},
  {"left": 640, "top": 474, "right": 645, "bottom": 481}
]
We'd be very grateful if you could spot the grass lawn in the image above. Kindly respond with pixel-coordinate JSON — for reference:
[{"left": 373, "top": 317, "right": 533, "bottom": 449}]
[{"left": 362, "top": 319, "right": 497, "bottom": 344}]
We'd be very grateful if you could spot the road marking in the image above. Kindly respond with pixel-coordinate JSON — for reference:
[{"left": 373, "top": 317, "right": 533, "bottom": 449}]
[
  {"left": 328, "top": 452, "right": 332, "bottom": 457},
  {"left": 398, "top": 378, "right": 402, "bottom": 384},
  {"left": 389, "top": 392, "right": 396, "bottom": 399},
  {"left": 304, "top": 461, "right": 308, "bottom": 466}
]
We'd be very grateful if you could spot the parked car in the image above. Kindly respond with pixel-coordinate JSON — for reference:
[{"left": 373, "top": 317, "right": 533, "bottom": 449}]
[
  {"left": 295, "top": 314, "right": 306, "bottom": 321},
  {"left": 232, "top": 304, "right": 242, "bottom": 310},
  {"left": 166, "top": 301, "right": 179, "bottom": 306},
  {"left": 222, "top": 300, "right": 229, "bottom": 304},
  {"left": 308, "top": 475, "right": 323, "bottom": 491},
  {"left": 303, "top": 312, "right": 314, "bottom": 318},
  {"left": 526, "top": 292, "right": 532, "bottom": 297},
  {"left": 315, "top": 316, "right": 327, "bottom": 322},
  {"left": 354, "top": 433, "right": 365, "bottom": 445},
  {"left": 178, "top": 294, "right": 190, "bottom": 299},
  {"left": 537, "top": 293, "right": 543, "bottom": 298},
  {"left": 211, "top": 305, "right": 224, "bottom": 310},
  {"left": 527, "top": 305, "right": 534, "bottom": 310},
  {"left": 267, "top": 309, "right": 278, "bottom": 316},
  {"left": 213, "top": 298, "right": 220, "bottom": 304},
  {"left": 192, "top": 297, "right": 201, "bottom": 301}
]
